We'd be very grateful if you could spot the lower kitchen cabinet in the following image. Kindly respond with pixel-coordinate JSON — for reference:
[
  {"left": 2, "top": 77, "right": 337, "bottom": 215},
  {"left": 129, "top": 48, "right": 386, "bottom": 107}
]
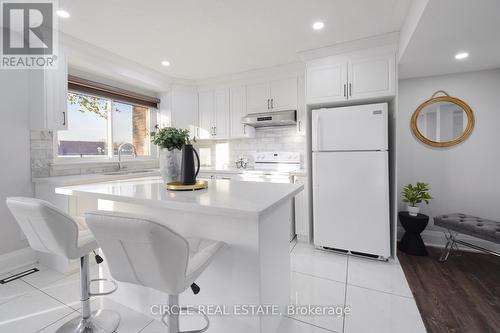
[{"left": 294, "top": 175, "right": 310, "bottom": 241}]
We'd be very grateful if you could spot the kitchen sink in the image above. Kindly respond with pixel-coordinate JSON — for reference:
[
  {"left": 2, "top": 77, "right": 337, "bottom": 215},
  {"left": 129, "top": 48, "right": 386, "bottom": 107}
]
[{"left": 102, "top": 169, "right": 157, "bottom": 176}]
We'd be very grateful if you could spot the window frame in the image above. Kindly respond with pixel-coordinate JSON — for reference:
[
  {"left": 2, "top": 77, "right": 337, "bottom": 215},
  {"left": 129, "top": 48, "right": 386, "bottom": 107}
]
[{"left": 54, "top": 90, "right": 158, "bottom": 164}]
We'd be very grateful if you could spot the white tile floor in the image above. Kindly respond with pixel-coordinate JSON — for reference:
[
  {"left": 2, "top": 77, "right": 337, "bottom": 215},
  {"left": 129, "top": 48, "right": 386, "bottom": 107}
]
[{"left": 0, "top": 243, "right": 426, "bottom": 333}]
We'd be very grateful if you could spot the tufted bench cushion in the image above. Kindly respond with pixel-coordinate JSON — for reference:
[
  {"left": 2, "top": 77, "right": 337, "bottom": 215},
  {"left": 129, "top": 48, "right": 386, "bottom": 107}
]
[{"left": 434, "top": 213, "right": 500, "bottom": 244}]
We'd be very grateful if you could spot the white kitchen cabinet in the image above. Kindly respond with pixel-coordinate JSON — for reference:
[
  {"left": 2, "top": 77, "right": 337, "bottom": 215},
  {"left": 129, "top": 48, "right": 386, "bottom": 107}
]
[
  {"left": 348, "top": 54, "right": 395, "bottom": 100},
  {"left": 246, "top": 77, "right": 298, "bottom": 113},
  {"left": 214, "top": 89, "right": 229, "bottom": 139},
  {"left": 198, "top": 91, "right": 213, "bottom": 139},
  {"left": 30, "top": 47, "right": 68, "bottom": 130},
  {"left": 169, "top": 86, "right": 198, "bottom": 138},
  {"left": 270, "top": 78, "right": 298, "bottom": 111},
  {"left": 246, "top": 82, "right": 270, "bottom": 114},
  {"left": 306, "top": 61, "right": 347, "bottom": 105},
  {"left": 229, "top": 86, "right": 255, "bottom": 138},
  {"left": 294, "top": 175, "right": 310, "bottom": 241},
  {"left": 306, "top": 51, "right": 395, "bottom": 105},
  {"left": 198, "top": 88, "right": 230, "bottom": 139}
]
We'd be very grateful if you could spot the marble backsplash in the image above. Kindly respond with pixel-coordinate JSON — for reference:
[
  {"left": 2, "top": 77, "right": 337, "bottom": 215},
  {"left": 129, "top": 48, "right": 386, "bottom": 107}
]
[
  {"left": 30, "top": 126, "right": 305, "bottom": 178},
  {"left": 195, "top": 126, "right": 306, "bottom": 169},
  {"left": 30, "top": 130, "right": 158, "bottom": 178}
]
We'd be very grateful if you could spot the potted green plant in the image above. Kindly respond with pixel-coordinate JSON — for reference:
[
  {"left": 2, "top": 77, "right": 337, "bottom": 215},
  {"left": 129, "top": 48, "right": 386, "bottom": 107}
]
[
  {"left": 401, "top": 182, "right": 433, "bottom": 216},
  {"left": 150, "top": 126, "right": 195, "bottom": 182}
]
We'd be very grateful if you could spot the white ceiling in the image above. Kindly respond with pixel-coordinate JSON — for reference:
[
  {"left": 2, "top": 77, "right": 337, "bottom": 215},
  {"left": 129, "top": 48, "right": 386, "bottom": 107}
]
[
  {"left": 59, "top": 0, "right": 411, "bottom": 80},
  {"left": 399, "top": 0, "right": 500, "bottom": 79}
]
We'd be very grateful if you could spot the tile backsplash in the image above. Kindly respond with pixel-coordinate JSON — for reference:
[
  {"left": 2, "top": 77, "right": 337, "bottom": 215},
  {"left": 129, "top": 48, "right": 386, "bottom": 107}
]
[
  {"left": 195, "top": 126, "right": 306, "bottom": 169},
  {"left": 30, "top": 126, "right": 305, "bottom": 178},
  {"left": 30, "top": 130, "right": 158, "bottom": 178}
]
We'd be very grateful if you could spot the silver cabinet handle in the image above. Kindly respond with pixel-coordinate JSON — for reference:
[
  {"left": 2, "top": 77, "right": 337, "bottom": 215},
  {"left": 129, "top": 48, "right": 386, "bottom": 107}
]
[
  {"left": 267, "top": 99, "right": 270, "bottom": 109},
  {"left": 243, "top": 125, "right": 246, "bottom": 135},
  {"left": 62, "top": 111, "right": 66, "bottom": 126},
  {"left": 214, "top": 126, "right": 217, "bottom": 137},
  {"left": 298, "top": 120, "right": 302, "bottom": 132},
  {"left": 343, "top": 84, "right": 346, "bottom": 97},
  {"left": 271, "top": 98, "right": 274, "bottom": 109},
  {"left": 349, "top": 83, "right": 352, "bottom": 97}
]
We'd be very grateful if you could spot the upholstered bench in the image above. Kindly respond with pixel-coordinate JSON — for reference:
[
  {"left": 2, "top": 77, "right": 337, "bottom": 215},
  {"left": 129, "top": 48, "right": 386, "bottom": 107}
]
[{"left": 434, "top": 213, "right": 500, "bottom": 261}]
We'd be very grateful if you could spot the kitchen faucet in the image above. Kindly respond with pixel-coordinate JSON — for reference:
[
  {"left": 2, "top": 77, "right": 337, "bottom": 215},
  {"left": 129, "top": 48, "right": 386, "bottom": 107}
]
[{"left": 117, "top": 143, "right": 137, "bottom": 170}]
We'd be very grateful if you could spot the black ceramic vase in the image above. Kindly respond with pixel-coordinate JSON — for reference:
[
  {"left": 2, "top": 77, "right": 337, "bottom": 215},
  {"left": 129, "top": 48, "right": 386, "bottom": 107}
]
[{"left": 180, "top": 144, "right": 200, "bottom": 185}]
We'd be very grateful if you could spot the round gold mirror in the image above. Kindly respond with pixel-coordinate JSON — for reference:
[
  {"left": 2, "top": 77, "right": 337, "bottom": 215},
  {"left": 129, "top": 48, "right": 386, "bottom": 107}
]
[{"left": 411, "top": 91, "right": 475, "bottom": 147}]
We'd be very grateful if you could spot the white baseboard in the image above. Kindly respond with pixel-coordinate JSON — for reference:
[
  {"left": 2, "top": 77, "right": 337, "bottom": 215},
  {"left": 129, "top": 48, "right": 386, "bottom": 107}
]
[
  {"left": 0, "top": 247, "right": 37, "bottom": 275},
  {"left": 397, "top": 227, "right": 500, "bottom": 254}
]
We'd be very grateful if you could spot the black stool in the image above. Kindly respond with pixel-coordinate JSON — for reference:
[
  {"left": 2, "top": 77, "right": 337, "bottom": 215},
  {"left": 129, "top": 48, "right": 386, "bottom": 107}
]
[{"left": 398, "top": 212, "right": 429, "bottom": 256}]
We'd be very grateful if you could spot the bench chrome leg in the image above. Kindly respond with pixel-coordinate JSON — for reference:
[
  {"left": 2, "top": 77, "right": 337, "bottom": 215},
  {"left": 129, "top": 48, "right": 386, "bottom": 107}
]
[{"left": 439, "top": 233, "right": 454, "bottom": 262}]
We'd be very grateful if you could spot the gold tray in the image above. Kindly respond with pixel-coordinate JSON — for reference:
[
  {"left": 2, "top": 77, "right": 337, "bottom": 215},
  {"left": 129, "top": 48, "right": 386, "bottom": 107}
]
[{"left": 166, "top": 180, "right": 208, "bottom": 191}]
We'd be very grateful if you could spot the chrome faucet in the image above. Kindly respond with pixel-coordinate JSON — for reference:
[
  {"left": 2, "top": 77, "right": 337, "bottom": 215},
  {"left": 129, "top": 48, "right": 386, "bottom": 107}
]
[{"left": 117, "top": 143, "right": 137, "bottom": 170}]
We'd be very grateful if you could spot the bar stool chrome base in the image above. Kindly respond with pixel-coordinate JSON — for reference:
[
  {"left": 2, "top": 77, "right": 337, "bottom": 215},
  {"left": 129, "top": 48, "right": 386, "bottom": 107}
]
[{"left": 56, "top": 309, "right": 120, "bottom": 333}]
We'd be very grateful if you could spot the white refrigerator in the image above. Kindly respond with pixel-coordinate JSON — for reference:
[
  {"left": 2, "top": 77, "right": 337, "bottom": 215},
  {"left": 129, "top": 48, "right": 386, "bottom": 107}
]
[{"left": 312, "top": 103, "right": 390, "bottom": 258}]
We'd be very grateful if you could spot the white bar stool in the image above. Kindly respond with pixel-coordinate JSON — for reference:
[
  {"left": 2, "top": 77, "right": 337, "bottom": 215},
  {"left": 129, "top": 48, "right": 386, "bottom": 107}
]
[
  {"left": 85, "top": 210, "right": 227, "bottom": 333},
  {"left": 6, "top": 197, "right": 120, "bottom": 333}
]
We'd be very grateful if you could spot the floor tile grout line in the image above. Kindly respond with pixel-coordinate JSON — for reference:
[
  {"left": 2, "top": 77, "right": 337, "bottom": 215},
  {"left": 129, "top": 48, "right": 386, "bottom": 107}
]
[
  {"left": 291, "top": 270, "right": 347, "bottom": 285},
  {"left": 284, "top": 315, "right": 339, "bottom": 332},
  {"left": 345, "top": 282, "right": 414, "bottom": 299},
  {"left": 34, "top": 309, "right": 79, "bottom": 333},
  {"left": 137, "top": 318, "right": 156, "bottom": 332}
]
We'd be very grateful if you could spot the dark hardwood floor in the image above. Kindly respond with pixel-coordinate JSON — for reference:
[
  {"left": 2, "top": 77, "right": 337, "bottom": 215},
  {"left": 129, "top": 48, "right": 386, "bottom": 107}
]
[{"left": 398, "top": 246, "right": 500, "bottom": 333}]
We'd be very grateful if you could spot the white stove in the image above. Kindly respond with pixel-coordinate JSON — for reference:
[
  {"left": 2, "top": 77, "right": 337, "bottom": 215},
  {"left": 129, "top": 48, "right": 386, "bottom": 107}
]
[{"left": 239, "top": 152, "right": 301, "bottom": 184}]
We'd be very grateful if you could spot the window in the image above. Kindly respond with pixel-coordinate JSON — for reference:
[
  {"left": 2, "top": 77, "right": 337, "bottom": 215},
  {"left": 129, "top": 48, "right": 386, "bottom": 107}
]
[{"left": 57, "top": 91, "right": 152, "bottom": 158}]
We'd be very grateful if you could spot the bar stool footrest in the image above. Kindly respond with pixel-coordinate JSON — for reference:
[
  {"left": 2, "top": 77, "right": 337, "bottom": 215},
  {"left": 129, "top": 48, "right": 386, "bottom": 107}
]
[
  {"left": 88, "top": 278, "right": 118, "bottom": 296},
  {"left": 161, "top": 306, "right": 210, "bottom": 333}
]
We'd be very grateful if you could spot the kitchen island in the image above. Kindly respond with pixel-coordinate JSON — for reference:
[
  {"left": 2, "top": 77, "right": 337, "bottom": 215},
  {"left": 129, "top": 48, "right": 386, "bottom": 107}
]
[{"left": 56, "top": 176, "right": 303, "bottom": 333}]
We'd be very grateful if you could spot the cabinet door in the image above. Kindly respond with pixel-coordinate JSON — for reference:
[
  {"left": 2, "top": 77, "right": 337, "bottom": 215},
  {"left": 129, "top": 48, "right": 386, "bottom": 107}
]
[
  {"left": 213, "top": 88, "right": 229, "bottom": 139},
  {"left": 246, "top": 82, "right": 270, "bottom": 114},
  {"left": 198, "top": 91, "right": 213, "bottom": 139},
  {"left": 229, "top": 86, "right": 255, "bottom": 138},
  {"left": 44, "top": 48, "right": 68, "bottom": 130},
  {"left": 306, "top": 61, "right": 347, "bottom": 104},
  {"left": 171, "top": 89, "right": 198, "bottom": 136},
  {"left": 270, "top": 77, "right": 297, "bottom": 111},
  {"left": 294, "top": 176, "right": 309, "bottom": 238},
  {"left": 348, "top": 54, "right": 395, "bottom": 100}
]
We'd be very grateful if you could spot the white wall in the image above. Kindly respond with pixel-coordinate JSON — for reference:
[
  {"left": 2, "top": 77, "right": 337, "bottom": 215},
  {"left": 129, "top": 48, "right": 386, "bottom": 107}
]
[
  {"left": 0, "top": 70, "right": 32, "bottom": 255},
  {"left": 398, "top": 69, "right": 500, "bottom": 234}
]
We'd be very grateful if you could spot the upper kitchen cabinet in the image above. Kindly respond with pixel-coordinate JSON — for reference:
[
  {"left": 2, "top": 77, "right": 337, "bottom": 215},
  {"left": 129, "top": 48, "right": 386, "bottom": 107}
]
[
  {"left": 246, "top": 82, "right": 270, "bottom": 114},
  {"left": 270, "top": 78, "right": 298, "bottom": 111},
  {"left": 305, "top": 50, "right": 395, "bottom": 105},
  {"left": 29, "top": 47, "right": 68, "bottom": 130},
  {"left": 198, "top": 88, "right": 230, "bottom": 139},
  {"left": 246, "top": 77, "right": 298, "bottom": 113},
  {"left": 229, "top": 86, "right": 255, "bottom": 138},
  {"left": 169, "top": 86, "right": 198, "bottom": 137},
  {"left": 306, "top": 60, "right": 348, "bottom": 104},
  {"left": 348, "top": 53, "right": 395, "bottom": 100}
]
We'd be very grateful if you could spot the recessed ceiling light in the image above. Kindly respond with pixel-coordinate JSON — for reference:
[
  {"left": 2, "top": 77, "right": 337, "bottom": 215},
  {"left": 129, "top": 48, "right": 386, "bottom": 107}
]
[
  {"left": 56, "top": 10, "right": 70, "bottom": 18},
  {"left": 312, "top": 21, "right": 324, "bottom": 31},
  {"left": 161, "top": 60, "right": 171, "bottom": 67},
  {"left": 455, "top": 52, "right": 469, "bottom": 60}
]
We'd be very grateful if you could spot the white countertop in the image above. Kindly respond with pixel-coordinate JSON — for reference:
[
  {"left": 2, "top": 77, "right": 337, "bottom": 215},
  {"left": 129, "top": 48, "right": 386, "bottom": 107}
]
[{"left": 56, "top": 176, "right": 303, "bottom": 219}]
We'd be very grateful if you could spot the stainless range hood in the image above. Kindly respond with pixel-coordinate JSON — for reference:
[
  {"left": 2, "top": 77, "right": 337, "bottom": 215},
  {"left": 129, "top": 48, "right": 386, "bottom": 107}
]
[{"left": 242, "top": 110, "right": 296, "bottom": 128}]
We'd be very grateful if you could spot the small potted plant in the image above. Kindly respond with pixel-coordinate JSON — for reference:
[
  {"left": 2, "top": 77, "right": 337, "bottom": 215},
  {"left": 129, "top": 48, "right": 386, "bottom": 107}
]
[
  {"left": 401, "top": 182, "right": 432, "bottom": 216},
  {"left": 150, "top": 126, "right": 195, "bottom": 182}
]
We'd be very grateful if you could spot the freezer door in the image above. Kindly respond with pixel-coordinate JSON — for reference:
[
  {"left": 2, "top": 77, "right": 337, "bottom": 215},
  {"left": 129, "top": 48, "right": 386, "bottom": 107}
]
[
  {"left": 312, "top": 103, "right": 388, "bottom": 151},
  {"left": 312, "top": 151, "right": 390, "bottom": 257}
]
